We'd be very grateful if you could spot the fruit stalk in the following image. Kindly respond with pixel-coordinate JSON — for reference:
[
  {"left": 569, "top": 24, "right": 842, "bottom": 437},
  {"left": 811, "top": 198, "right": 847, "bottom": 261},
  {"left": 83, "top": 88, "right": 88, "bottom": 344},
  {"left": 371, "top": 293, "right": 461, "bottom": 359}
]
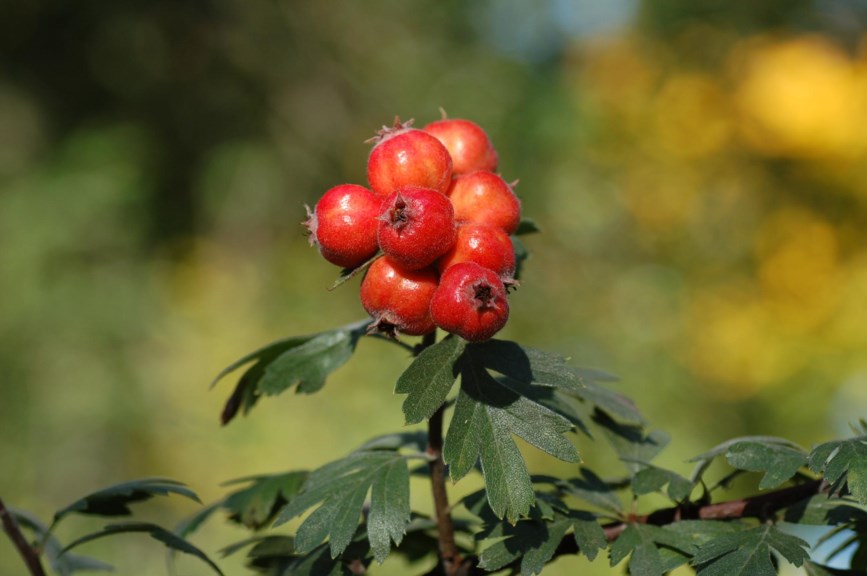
[{"left": 419, "top": 332, "right": 462, "bottom": 576}]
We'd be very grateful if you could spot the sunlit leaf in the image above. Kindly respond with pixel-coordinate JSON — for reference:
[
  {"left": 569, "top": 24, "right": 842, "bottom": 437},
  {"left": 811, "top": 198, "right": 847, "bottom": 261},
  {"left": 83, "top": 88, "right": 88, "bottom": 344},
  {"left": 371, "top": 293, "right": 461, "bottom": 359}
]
[
  {"left": 214, "top": 320, "right": 368, "bottom": 424},
  {"left": 725, "top": 441, "right": 808, "bottom": 489},
  {"left": 395, "top": 335, "right": 465, "bottom": 424}
]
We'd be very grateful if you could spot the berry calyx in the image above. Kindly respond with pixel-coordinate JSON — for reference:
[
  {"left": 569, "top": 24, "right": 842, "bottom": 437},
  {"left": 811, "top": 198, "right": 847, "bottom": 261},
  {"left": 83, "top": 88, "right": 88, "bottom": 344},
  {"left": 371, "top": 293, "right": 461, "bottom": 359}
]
[
  {"left": 360, "top": 256, "right": 438, "bottom": 337},
  {"left": 304, "top": 184, "right": 380, "bottom": 268},
  {"left": 367, "top": 118, "right": 453, "bottom": 196},
  {"left": 430, "top": 261, "right": 510, "bottom": 343},
  {"left": 423, "top": 118, "right": 498, "bottom": 175},
  {"left": 378, "top": 186, "right": 457, "bottom": 270},
  {"left": 447, "top": 171, "right": 521, "bottom": 234},
  {"left": 437, "top": 223, "right": 516, "bottom": 279}
]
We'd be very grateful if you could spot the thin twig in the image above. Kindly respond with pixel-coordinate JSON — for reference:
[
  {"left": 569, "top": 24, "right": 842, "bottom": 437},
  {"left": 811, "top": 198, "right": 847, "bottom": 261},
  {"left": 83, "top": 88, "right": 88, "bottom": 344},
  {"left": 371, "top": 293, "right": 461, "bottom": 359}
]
[{"left": 0, "top": 497, "right": 46, "bottom": 576}]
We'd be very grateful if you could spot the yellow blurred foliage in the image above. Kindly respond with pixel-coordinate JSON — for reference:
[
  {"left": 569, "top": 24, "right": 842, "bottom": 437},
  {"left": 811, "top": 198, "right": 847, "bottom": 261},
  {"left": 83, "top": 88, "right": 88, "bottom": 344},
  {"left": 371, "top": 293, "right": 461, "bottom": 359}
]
[{"left": 732, "top": 35, "right": 867, "bottom": 159}]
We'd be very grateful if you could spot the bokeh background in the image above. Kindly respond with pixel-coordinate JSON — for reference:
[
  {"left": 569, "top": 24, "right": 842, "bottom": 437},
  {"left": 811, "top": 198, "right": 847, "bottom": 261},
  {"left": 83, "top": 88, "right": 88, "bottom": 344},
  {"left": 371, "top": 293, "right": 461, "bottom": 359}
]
[{"left": 2, "top": 1, "right": 867, "bottom": 574}]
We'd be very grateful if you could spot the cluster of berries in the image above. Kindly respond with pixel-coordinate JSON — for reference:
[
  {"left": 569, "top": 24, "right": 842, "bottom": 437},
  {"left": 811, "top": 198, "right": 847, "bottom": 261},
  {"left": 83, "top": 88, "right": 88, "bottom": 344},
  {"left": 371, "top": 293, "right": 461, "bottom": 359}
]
[{"left": 305, "top": 116, "right": 521, "bottom": 343}]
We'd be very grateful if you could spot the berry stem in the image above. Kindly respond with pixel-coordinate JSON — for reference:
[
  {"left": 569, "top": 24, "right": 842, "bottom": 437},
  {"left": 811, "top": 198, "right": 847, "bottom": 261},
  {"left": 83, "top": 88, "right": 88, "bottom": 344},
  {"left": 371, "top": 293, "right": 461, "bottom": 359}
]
[{"left": 418, "top": 332, "right": 462, "bottom": 576}]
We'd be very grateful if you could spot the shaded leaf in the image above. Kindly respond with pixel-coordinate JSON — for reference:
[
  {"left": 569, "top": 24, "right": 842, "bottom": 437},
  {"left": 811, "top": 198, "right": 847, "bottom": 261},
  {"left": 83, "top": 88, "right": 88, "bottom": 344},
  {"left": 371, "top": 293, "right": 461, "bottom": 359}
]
[
  {"left": 471, "top": 340, "right": 641, "bottom": 424},
  {"left": 11, "top": 508, "right": 113, "bottom": 576},
  {"left": 805, "top": 561, "right": 867, "bottom": 576},
  {"left": 221, "top": 471, "right": 308, "bottom": 529},
  {"left": 442, "top": 353, "right": 580, "bottom": 522},
  {"left": 54, "top": 478, "right": 200, "bottom": 522},
  {"left": 593, "top": 411, "right": 669, "bottom": 474},
  {"left": 691, "top": 524, "right": 809, "bottom": 576},
  {"left": 562, "top": 468, "right": 624, "bottom": 514},
  {"left": 478, "top": 516, "right": 572, "bottom": 576},
  {"left": 61, "top": 521, "right": 224, "bottom": 575},
  {"left": 783, "top": 495, "right": 867, "bottom": 526},
  {"left": 810, "top": 437, "right": 867, "bottom": 504},
  {"left": 515, "top": 218, "right": 541, "bottom": 235},
  {"left": 395, "top": 336, "right": 465, "bottom": 424},
  {"left": 274, "top": 451, "right": 410, "bottom": 561},
  {"left": 609, "top": 524, "right": 696, "bottom": 576}
]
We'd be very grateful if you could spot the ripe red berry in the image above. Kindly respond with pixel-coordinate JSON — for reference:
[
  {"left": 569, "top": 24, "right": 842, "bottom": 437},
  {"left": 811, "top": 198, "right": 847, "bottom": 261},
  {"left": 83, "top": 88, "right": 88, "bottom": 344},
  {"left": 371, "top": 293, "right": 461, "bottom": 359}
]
[
  {"left": 304, "top": 184, "right": 380, "bottom": 268},
  {"left": 360, "top": 256, "right": 438, "bottom": 337},
  {"left": 437, "top": 224, "right": 515, "bottom": 279},
  {"left": 423, "top": 118, "right": 498, "bottom": 175},
  {"left": 367, "top": 119, "right": 453, "bottom": 196},
  {"left": 447, "top": 171, "right": 521, "bottom": 234},
  {"left": 378, "top": 186, "right": 457, "bottom": 270},
  {"left": 430, "top": 262, "right": 510, "bottom": 343}
]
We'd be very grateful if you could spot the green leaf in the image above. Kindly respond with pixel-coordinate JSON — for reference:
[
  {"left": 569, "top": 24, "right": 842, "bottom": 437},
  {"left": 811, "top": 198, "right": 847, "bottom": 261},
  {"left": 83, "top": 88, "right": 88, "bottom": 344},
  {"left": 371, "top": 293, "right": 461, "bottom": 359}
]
[
  {"left": 572, "top": 513, "right": 608, "bottom": 561},
  {"left": 329, "top": 251, "right": 382, "bottom": 291},
  {"left": 783, "top": 495, "right": 867, "bottom": 526},
  {"left": 593, "top": 411, "right": 670, "bottom": 474},
  {"left": 810, "top": 436, "right": 867, "bottom": 504},
  {"left": 61, "top": 521, "right": 224, "bottom": 575},
  {"left": 725, "top": 442, "right": 808, "bottom": 489},
  {"left": 11, "top": 508, "right": 114, "bottom": 576},
  {"left": 442, "top": 352, "right": 580, "bottom": 522},
  {"left": 689, "top": 436, "right": 805, "bottom": 464},
  {"left": 805, "top": 562, "right": 867, "bottom": 576},
  {"left": 214, "top": 320, "right": 368, "bottom": 424},
  {"left": 515, "top": 218, "right": 541, "bottom": 235},
  {"left": 395, "top": 336, "right": 465, "bottom": 424},
  {"left": 562, "top": 468, "right": 624, "bottom": 514},
  {"left": 221, "top": 471, "right": 308, "bottom": 529},
  {"left": 54, "top": 478, "right": 200, "bottom": 522},
  {"left": 478, "top": 516, "right": 572, "bottom": 576},
  {"left": 691, "top": 524, "right": 809, "bottom": 576},
  {"left": 273, "top": 451, "right": 410, "bottom": 561},
  {"left": 512, "top": 235, "right": 530, "bottom": 280},
  {"left": 609, "top": 524, "right": 696, "bottom": 576},
  {"left": 631, "top": 465, "right": 694, "bottom": 502},
  {"left": 471, "top": 339, "right": 642, "bottom": 425}
]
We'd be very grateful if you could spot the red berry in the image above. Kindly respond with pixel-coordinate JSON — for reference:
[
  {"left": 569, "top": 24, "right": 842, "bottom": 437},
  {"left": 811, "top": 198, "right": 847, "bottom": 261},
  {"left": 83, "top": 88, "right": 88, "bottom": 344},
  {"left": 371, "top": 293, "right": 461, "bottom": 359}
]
[
  {"left": 360, "top": 256, "right": 438, "bottom": 337},
  {"left": 378, "top": 186, "right": 457, "bottom": 270},
  {"left": 423, "top": 118, "right": 498, "bottom": 175},
  {"left": 447, "top": 171, "right": 521, "bottom": 234},
  {"left": 437, "top": 224, "right": 515, "bottom": 279},
  {"left": 367, "top": 119, "right": 453, "bottom": 196},
  {"left": 430, "top": 262, "right": 510, "bottom": 343},
  {"left": 304, "top": 184, "right": 380, "bottom": 268}
]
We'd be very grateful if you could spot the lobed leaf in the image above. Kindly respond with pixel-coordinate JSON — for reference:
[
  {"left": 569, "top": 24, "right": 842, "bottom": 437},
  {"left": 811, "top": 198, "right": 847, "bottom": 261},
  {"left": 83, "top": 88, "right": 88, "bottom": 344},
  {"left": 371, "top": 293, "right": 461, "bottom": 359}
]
[
  {"left": 442, "top": 355, "right": 580, "bottom": 522},
  {"left": 631, "top": 465, "right": 694, "bottom": 502},
  {"left": 690, "top": 524, "right": 809, "bottom": 576},
  {"left": 61, "top": 521, "right": 224, "bottom": 576},
  {"left": 810, "top": 436, "right": 867, "bottom": 504},
  {"left": 395, "top": 335, "right": 465, "bottom": 424},
  {"left": 725, "top": 441, "right": 808, "bottom": 490},
  {"left": 214, "top": 320, "right": 368, "bottom": 424},
  {"left": 593, "top": 411, "right": 670, "bottom": 474},
  {"left": 273, "top": 450, "right": 410, "bottom": 562},
  {"left": 220, "top": 471, "right": 308, "bottom": 529},
  {"left": 609, "top": 524, "right": 696, "bottom": 576}
]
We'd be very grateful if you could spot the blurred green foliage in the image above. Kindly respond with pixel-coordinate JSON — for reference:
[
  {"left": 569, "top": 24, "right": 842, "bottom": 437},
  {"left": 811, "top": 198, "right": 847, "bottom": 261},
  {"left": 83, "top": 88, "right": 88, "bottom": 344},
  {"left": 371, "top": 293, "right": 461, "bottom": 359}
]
[{"left": 2, "top": 0, "right": 867, "bottom": 574}]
